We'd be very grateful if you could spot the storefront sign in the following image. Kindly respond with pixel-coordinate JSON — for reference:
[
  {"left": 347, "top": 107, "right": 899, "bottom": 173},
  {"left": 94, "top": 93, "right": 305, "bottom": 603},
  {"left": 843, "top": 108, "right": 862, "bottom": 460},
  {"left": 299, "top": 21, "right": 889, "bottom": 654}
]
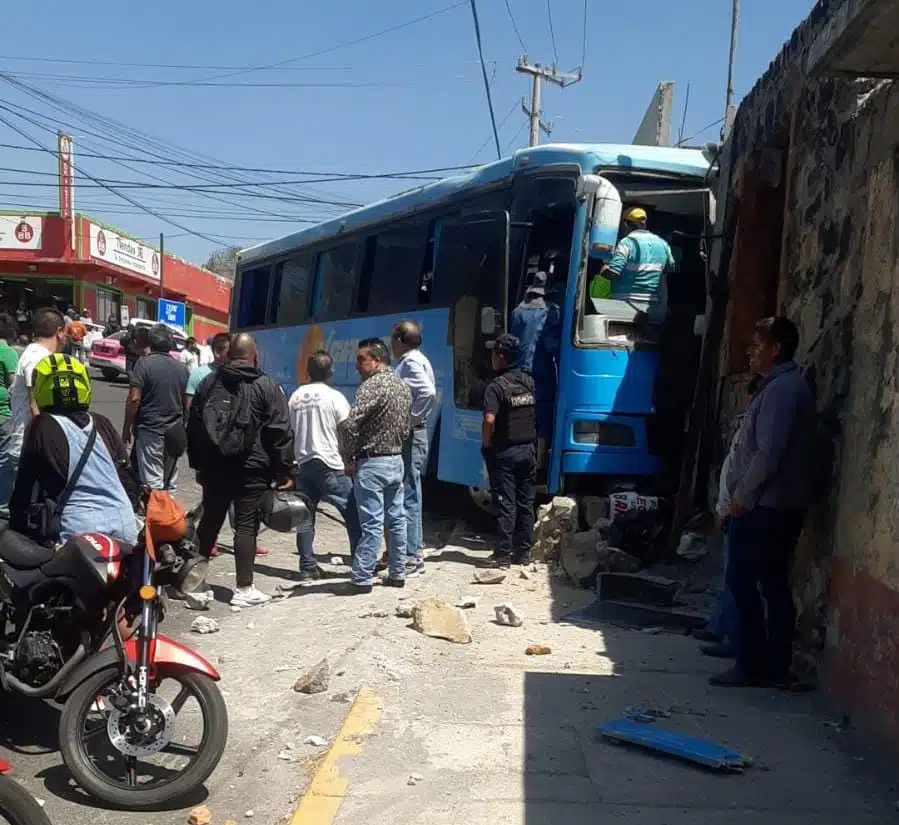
[
  {"left": 0, "top": 216, "right": 43, "bottom": 250},
  {"left": 89, "top": 223, "right": 160, "bottom": 282},
  {"left": 57, "top": 133, "right": 75, "bottom": 252},
  {"left": 158, "top": 298, "right": 186, "bottom": 331}
]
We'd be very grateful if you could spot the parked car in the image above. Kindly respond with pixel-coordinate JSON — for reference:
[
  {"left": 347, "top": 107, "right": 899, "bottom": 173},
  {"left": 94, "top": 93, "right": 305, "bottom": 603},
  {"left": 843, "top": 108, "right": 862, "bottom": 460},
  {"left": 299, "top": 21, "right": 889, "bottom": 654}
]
[{"left": 89, "top": 320, "right": 186, "bottom": 382}]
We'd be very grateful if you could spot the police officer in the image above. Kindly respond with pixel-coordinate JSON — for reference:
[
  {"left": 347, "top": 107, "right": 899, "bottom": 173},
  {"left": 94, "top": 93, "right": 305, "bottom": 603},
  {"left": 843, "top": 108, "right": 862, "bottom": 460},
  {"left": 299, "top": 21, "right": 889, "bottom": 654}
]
[{"left": 481, "top": 334, "right": 537, "bottom": 568}]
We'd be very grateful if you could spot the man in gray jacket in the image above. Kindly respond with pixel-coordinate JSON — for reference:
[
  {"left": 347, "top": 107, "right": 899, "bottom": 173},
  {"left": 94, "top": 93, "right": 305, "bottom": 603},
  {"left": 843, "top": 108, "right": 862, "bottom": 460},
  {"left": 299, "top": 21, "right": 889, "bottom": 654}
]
[{"left": 710, "top": 316, "right": 813, "bottom": 688}]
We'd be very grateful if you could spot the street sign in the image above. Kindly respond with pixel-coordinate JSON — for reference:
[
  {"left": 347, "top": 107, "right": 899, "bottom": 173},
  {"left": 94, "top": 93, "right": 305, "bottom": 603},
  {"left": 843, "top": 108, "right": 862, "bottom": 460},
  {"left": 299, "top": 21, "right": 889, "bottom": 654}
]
[{"left": 158, "top": 298, "right": 186, "bottom": 331}]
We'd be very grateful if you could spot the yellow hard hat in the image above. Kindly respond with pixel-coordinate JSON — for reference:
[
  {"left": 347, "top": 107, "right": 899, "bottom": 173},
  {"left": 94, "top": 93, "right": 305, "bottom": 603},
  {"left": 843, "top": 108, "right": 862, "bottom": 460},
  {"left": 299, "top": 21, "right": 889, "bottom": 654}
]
[
  {"left": 33, "top": 353, "right": 92, "bottom": 411},
  {"left": 624, "top": 207, "right": 648, "bottom": 223}
]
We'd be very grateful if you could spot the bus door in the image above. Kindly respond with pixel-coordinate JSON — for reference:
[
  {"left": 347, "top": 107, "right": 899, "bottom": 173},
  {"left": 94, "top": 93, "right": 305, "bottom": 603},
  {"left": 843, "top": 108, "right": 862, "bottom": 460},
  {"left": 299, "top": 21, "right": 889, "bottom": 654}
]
[{"left": 432, "top": 212, "right": 510, "bottom": 489}]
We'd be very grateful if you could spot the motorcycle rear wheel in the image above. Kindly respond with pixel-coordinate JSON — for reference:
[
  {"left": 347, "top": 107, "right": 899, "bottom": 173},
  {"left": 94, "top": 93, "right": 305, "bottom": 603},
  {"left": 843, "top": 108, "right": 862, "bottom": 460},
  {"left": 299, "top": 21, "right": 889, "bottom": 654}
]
[
  {"left": 0, "top": 774, "right": 51, "bottom": 825},
  {"left": 59, "top": 664, "right": 228, "bottom": 810}
]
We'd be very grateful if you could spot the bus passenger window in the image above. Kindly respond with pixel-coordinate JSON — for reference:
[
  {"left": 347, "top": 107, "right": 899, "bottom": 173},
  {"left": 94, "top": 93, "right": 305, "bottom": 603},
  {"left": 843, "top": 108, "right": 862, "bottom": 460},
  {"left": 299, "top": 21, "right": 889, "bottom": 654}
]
[
  {"left": 311, "top": 242, "right": 360, "bottom": 321},
  {"left": 418, "top": 220, "right": 437, "bottom": 305},
  {"left": 270, "top": 251, "right": 313, "bottom": 326},
  {"left": 356, "top": 223, "right": 428, "bottom": 316},
  {"left": 237, "top": 265, "right": 272, "bottom": 328}
]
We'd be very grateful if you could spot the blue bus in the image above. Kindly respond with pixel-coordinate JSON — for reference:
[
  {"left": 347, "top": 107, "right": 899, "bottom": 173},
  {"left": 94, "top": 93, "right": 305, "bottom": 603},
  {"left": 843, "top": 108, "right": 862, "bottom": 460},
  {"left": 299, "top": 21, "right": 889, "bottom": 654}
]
[{"left": 232, "top": 143, "right": 717, "bottom": 517}]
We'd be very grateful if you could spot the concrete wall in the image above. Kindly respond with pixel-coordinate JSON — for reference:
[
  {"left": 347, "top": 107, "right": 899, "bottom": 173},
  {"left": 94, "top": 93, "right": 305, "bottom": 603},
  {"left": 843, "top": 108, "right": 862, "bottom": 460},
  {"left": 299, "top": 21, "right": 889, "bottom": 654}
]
[{"left": 716, "top": 0, "right": 899, "bottom": 750}]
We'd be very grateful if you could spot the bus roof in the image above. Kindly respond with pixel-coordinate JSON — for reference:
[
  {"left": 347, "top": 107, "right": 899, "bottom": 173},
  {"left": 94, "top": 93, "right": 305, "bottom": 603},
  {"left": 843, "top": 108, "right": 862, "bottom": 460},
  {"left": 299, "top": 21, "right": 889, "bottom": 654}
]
[{"left": 239, "top": 142, "right": 713, "bottom": 266}]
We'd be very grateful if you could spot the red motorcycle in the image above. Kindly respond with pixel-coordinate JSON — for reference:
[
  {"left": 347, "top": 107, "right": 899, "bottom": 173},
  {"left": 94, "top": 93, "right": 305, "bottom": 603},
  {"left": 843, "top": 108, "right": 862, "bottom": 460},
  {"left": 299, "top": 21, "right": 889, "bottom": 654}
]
[
  {"left": 0, "top": 512, "right": 227, "bottom": 810},
  {"left": 0, "top": 760, "right": 51, "bottom": 825}
]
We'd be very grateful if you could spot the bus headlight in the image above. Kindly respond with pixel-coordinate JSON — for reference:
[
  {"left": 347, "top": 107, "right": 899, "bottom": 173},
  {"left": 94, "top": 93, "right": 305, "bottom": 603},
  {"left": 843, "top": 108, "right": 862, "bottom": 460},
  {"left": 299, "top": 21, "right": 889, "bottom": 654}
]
[{"left": 573, "top": 421, "right": 636, "bottom": 447}]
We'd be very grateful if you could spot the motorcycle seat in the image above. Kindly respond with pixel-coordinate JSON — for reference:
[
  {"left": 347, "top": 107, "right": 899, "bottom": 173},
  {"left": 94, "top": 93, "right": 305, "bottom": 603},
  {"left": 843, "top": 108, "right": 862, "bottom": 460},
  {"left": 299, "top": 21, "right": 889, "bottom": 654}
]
[{"left": 0, "top": 524, "right": 56, "bottom": 569}]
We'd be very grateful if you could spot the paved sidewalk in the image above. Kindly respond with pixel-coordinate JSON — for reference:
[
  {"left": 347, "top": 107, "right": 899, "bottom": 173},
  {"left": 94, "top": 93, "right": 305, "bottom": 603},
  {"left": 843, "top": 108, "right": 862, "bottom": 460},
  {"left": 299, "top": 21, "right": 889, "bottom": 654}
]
[{"left": 284, "top": 537, "right": 899, "bottom": 825}]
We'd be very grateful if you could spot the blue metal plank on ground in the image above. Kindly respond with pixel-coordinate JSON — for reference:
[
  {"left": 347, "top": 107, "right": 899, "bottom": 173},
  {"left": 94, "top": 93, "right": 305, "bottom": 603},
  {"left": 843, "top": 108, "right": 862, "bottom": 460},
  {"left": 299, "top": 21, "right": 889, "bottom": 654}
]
[{"left": 599, "top": 717, "right": 749, "bottom": 771}]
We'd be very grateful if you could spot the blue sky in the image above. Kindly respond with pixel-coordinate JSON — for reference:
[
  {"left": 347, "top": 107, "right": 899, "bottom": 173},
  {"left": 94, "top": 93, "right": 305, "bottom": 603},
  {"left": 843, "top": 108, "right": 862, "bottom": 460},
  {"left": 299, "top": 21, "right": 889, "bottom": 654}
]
[{"left": 0, "top": 0, "right": 814, "bottom": 265}]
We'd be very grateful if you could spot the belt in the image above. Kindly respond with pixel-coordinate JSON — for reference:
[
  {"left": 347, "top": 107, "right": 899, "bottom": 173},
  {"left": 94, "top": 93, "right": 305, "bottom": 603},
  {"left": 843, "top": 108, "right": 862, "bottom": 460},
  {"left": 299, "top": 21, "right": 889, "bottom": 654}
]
[{"left": 357, "top": 450, "right": 402, "bottom": 460}]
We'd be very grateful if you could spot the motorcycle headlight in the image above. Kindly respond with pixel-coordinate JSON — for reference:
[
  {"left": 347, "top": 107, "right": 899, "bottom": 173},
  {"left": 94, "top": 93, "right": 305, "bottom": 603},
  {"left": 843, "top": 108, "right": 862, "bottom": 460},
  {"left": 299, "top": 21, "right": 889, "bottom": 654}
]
[{"left": 175, "top": 556, "right": 209, "bottom": 595}]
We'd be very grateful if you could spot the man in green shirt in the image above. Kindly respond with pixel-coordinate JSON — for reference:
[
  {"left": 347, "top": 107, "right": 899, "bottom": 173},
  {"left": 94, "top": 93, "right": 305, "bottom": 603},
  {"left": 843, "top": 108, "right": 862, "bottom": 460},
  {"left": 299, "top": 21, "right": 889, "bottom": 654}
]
[{"left": 0, "top": 312, "right": 20, "bottom": 507}]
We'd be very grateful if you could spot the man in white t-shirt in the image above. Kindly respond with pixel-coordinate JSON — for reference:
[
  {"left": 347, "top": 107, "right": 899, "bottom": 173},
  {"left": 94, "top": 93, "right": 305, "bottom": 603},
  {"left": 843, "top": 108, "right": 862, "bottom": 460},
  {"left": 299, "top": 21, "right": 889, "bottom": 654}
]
[
  {"left": 286, "top": 349, "right": 360, "bottom": 583},
  {"left": 8, "top": 308, "right": 64, "bottom": 469}
]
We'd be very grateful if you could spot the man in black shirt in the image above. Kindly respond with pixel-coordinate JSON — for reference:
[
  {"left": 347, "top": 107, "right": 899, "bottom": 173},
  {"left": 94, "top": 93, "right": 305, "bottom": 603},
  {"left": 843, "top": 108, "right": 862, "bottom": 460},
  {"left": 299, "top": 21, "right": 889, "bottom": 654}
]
[
  {"left": 482, "top": 334, "right": 537, "bottom": 568},
  {"left": 123, "top": 324, "right": 188, "bottom": 490}
]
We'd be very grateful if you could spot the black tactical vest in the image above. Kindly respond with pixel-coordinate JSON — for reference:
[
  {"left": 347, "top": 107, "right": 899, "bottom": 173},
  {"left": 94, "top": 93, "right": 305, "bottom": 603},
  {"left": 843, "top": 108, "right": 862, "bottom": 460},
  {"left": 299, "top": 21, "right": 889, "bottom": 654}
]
[{"left": 490, "top": 369, "right": 537, "bottom": 450}]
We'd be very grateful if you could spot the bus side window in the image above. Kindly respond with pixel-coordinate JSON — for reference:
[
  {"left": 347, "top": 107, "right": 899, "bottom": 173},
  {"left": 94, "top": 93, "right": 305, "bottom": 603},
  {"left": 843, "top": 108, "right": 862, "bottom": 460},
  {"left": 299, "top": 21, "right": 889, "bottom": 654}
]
[
  {"left": 418, "top": 219, "right": 437, "bottom": 305},
  {"left": 311, "top": 241, "right": 360, "bottom": 321},
  {"left": 355, "top": 223, "right": 428, "bottom": 316},
  {"left": 237, "top": 265, "right": 273, "bottom": 328},
  {"left": 270, "top": 251, "right": 314, "bottom": 326}
]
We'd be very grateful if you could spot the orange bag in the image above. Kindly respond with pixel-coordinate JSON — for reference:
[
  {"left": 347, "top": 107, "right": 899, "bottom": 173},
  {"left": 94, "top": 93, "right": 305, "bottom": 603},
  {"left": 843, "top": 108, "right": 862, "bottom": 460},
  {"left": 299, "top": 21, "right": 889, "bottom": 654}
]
[{"left": 144, "top": 489, "right": 187, "bottom": 561}]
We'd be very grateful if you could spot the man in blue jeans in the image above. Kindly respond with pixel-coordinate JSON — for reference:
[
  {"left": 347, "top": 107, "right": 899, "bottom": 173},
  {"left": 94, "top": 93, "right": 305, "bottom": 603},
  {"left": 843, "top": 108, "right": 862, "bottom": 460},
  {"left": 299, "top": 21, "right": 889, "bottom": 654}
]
[
  {"left": 287, "top": 350, "right": 360, "bottom": 583},
  {"left": 391, "top": 321, "right": 436, "bottom": 577},
  {"left": 339, "top": 338, "right": 412, "bottom": 594},
  {"left": 710, "top": 317, "right": 813, "bottom": 688}
]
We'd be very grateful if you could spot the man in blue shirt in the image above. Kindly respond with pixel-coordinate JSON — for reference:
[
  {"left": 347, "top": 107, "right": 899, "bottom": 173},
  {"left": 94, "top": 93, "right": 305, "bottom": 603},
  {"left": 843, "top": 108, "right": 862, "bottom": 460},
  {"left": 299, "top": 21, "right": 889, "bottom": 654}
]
[
  {"left": 710, "top": 316, "right": 813, "bottom": 688},
  {"left": 184, "top": 332, "right": 231, "bottom": 412},
  {"left": 510, "top": 272, "right": 560, "bottom": 463},
  {"left": 597, "top": 207, "right": 675, "bottom": 301}
]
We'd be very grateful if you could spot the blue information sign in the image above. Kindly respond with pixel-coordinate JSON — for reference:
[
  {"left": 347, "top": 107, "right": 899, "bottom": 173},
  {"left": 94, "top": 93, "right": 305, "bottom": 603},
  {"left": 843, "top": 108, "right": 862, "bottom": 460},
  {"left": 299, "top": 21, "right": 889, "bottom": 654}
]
[{"left": 157, "top": 298, "right": 186, "bottom": 331}]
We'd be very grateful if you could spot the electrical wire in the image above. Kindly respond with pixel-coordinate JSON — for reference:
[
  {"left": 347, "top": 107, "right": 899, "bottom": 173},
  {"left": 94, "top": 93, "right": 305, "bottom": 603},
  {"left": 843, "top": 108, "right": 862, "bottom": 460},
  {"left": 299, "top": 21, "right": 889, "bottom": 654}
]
[
  {"left": 546, "top": 0, "right": 560, "bottom": 65},
  {"left": 466, "top": 101, "right": 519, "bottom": 165},
  {"left": 468, "top": 0, "right": 501, "bottom": 160},
  {"left": 677, "top": 116, "right": 725, "bottom": 147},
  {"left": 503, "top": 0, "right": 528, "bottom": 53},
  {"left": 503, "top": 121, "right": 528, "bottom": 153},
  {"left": 196, "top": 2, "right": 468, "bottom": 85}
]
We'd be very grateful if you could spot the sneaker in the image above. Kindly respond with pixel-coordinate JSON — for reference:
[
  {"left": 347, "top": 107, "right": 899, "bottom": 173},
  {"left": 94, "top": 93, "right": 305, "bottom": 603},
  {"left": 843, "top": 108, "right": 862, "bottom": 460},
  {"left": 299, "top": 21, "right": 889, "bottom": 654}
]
[
  {"left": 700, "top": 643, "right": 737, "bottom": 659},
  {"left": 405, "top": 558, "right": 425, "bottom": 577},
  {"left": 298, "top": 567, "right": 324, "bottom": 582},
  {"left": 230, "top": 586, "right": 272, "bottom": 607},
  {"left": 379, "top": 576, "right": 406, "bottom": 588},
  {"left": 511, "top": 552, "right": 531, "bottom": 566},
  {"left": 338, "top": 582, "right": 374, "bottom": 595},
  {"left": 482, "top": 552, "right": 512, "bottom": 569}
]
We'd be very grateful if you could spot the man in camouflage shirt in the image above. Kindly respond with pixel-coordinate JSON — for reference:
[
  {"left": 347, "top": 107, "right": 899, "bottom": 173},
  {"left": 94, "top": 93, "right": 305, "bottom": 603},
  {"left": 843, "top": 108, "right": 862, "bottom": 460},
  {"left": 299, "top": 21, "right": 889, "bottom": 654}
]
[{"left": 339, "top": 337, "right": 412, "bottom": 593}]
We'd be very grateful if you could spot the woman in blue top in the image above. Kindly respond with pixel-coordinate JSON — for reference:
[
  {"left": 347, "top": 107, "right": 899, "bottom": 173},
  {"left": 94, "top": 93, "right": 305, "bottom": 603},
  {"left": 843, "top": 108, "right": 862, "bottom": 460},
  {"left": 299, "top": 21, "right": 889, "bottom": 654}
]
[{"left": 9, "top": 354, "right": 139, "bottom": 546}]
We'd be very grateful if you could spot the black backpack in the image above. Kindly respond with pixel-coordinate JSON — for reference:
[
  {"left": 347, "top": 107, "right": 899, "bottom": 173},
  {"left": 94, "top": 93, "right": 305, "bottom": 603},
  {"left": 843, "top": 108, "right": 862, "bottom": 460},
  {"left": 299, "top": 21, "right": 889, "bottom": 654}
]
[{"left": 200, "top": 375, "right": 259, "bottom": 459}]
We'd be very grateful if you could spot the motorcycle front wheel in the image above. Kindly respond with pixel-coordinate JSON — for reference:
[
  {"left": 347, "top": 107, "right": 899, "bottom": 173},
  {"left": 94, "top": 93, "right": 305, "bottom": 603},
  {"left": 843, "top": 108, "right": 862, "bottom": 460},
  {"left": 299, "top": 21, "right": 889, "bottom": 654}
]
[
  {"left": 0, "top": 774, "right": 51, "bottom": 825},
  {"left": 58, "top": 665, "right": 228, "bottom": 810}
]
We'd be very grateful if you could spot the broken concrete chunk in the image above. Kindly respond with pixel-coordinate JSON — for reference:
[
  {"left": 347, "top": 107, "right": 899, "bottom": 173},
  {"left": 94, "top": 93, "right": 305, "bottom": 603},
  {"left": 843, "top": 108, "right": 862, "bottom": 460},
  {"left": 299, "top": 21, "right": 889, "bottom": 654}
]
[
  {"left": 532, "top": 496, "right": 578, "bottom": 561},
  {"left": 473, "top": 569, "right": 506, "bottom": 585},
  {"left": 407, "top": 773, "right": 423, "bottom": 786},
  {"left": 294, "top": 658, "right": 330, "bottom": 694},
  {"left": 494, "top": 603, "right": 524, "bottom": 627},
  {"left": 411, "top": 597, "right": 472, "bottom": 644},
  {"left": 304, "top": 735, "right": 328, "bottom": 747},
  {"left": 185, "top": 590, "right": 214, "bottom": 611},
  {"left": 395, "top": 603, "right": 415, "bottom": 618},
  {"left": 580, "top": 495, "right": 610, "bottom": 528},
  {"left": 525, "top": 644, "right": 552, "bottom": 655},
  {"left": 190, "top": 616, "right": 220, "bottom": 635},
  {"left": 455, "top": 598, "right": 477, "bottom": 609},
  {"left": 676, "top": 530, "right": 709, "bottom": 561},
  {"left": 330, "top": 556, "right": 344, "bottom": 565},
  {"left": 188, "top": 806, "right": 212, "bottom": 825}
]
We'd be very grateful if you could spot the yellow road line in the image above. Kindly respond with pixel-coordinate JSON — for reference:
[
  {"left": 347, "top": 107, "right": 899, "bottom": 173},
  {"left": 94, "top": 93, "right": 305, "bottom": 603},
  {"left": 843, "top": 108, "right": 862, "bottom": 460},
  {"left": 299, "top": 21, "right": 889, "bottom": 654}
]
[{"left": 289, "top": 690, "right": 383, "bottom": 825}]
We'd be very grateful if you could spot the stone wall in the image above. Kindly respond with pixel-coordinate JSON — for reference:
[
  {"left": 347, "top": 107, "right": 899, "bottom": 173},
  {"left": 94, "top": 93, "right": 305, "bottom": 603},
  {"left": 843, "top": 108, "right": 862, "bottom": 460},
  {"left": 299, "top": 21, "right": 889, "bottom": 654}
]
[{"left": 715, "top": 0, "right": 899, "bottom": 751}]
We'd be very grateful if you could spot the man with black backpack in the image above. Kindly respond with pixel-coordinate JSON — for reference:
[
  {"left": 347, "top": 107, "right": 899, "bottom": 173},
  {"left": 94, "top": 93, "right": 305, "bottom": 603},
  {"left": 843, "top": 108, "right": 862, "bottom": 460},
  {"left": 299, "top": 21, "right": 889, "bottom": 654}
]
[{"left": 187, "top": 333, "right": 295, "bottom": 608}]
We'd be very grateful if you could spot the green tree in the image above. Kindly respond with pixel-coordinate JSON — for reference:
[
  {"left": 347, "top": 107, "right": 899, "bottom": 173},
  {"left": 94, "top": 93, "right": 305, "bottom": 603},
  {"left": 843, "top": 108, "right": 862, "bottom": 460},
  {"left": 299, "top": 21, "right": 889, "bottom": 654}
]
[{"left": 204, "top": 245, "right": 240, "bottom": 280}]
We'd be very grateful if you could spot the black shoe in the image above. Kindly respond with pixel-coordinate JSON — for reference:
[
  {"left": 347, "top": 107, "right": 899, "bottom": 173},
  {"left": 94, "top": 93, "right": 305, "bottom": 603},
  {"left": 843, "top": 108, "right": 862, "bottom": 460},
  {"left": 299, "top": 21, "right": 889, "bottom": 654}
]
[
  {"left": 338, "top": 582, "right": 374, "bottom": 595},
  {"left": 700, "top": 643, "right": 737, "bottom": 659},
  {"left": 375, "top": 557, "right": 389, "bottom": 573},
  {"left": 482, "top": 552, "right": 512, "bottom": 569},
  {"left": 708, "top": 667, "right": 769, "bottom": 687},
  {"left": 298, "top": 567, "right": 324, "bottom": 582},
  {"left": 380, "top": 576, "right": 405, "bottom": 588},
  {"left": 693, "top": 627, "right": 722, "bottom": 643},
  {"left": 511, "top": 552, "right": 531, "bottom": 566}
]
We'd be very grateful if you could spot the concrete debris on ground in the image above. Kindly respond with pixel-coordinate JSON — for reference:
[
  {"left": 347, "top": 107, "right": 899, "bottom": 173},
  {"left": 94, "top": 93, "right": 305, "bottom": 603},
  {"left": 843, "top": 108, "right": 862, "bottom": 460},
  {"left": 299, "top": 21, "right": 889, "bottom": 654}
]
[
  {"left": 531, "top": 496, "right": 578, "bottom": 561},
  {"left": 244, "top": 810, "right": 254, "bottom": 818},
  {"left": 330, "top": 556, "right": 344, "bottom": 565},
  {"left": 579, "top": 494, "right": 609, "bottom": 529},
  {"left": 190, "top": 616, "right": 220, "bottom": 634},
  {"left": 331, "top": 690, "right": 355, "bottom": 703},
  {"left": 494, "top": 603, "right": 523, "bottom": 627},
  {"left": 359, "top": 609, "right": 390, "bottom": 618},
  {"left": 304, "top": 735, "right": 328, "bottom": 747},
  {"left": 455, "top": 598, "right": 477, "bottom": 609},
  {"left": 411, "top": 597, "right": 472, "bottom": 644},
  {"left": 525, "top": 644, "right": 552, "bottom": 655},
  {"left": 560, "top": 527, "right": 642, "bottom": 588},
  {"left": 676, "top": 530, "right": 710, "bottom": 561},
  {"left": 185, "top": 590, "right": 214, "bottom": 610},
  {"left": 472, "top": 569, "right": 506, "bottom": 585},
  {"left": 395, "top": 602, "right": 415, "bottom": 618},
  {"left": 188, "top": 807, "right": 212, "bottom": 825},
  {"left": 407, "top": 773, "right": 423, "bottom": 786},
  {"left": 293, "top": 658, "right": 330, "bottom": 694}
]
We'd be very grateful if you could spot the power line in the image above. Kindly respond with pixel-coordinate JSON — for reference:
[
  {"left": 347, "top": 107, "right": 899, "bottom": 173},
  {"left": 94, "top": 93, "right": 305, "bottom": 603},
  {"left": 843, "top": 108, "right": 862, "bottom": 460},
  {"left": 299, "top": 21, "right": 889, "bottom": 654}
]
[
  {"left": 197, "top": 2, "right": 468, "bottom": 84},
  {"left": 468, "top": 0, "right": 501, "bottom": 160},
  {"left": 503, "top": 121, "right": 528, "bottom": 153},
  {"left": 546, "top": 0, "right": 560, "bottom": 64},
  {"left": 466, "top": 101, "right": 518, "bottom": 164},
  {"left": 677, "top": 116, "right": 725, "bottom": 147},
  {"left": 503, "top": 0, "right": 528, "bottom": 53}
]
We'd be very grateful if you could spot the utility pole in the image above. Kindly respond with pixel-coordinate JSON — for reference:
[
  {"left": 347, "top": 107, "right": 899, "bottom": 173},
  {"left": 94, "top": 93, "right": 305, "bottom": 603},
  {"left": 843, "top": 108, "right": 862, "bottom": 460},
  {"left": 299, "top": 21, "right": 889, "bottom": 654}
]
[
  {"left": 722, "top": 0, "right": 740, "bottom": 140},
  {"left": 159, "top": 232, "right": 165, "bottom": 302},
  {"left": 516, "top": 57, "right": 583, "bottom": 147}
]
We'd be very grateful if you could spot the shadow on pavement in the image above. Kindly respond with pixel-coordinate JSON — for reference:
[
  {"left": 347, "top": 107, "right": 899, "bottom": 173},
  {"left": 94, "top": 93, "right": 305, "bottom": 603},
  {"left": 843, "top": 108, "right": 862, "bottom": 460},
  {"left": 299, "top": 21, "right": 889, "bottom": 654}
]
[{"left": 0, "top": 694, "right": 60, "bottom": 755}]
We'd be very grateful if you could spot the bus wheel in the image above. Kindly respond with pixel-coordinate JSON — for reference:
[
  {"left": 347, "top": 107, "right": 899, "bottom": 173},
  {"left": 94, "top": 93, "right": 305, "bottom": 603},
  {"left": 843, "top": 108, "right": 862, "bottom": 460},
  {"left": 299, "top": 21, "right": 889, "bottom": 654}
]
[{"left": 460, "top": 486, "right": 496, "bottom": 531}]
